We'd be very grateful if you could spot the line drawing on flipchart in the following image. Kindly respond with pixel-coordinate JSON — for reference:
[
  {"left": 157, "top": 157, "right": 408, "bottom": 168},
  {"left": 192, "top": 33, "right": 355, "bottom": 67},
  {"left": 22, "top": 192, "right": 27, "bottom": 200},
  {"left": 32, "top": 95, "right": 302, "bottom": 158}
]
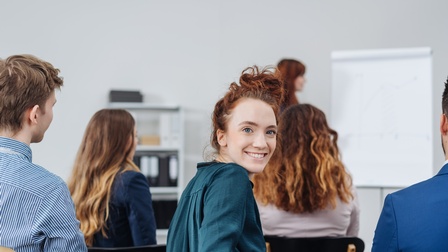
[
  {"left": 330, "top": 48, "right": 433, "bottom": 186},
  {"left": 331, "top": 68, "right": 432, "bottom": 186},
  {"left": 338, "top": 71, "right": 430, "bottom": 152}
]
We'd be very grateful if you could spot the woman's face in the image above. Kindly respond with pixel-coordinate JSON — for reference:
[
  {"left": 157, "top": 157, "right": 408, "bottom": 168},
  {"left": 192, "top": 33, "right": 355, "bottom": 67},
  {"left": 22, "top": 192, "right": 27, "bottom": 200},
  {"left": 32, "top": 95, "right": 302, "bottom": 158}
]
[
  {"left": 294, "top": 75, "right": 306, "bottom": 91},
  {"left": 216, "top": 98, "right": 277, "bottom": 174},
  {"left": 127, "top": 126, "right": 138, "bottom": 160}
]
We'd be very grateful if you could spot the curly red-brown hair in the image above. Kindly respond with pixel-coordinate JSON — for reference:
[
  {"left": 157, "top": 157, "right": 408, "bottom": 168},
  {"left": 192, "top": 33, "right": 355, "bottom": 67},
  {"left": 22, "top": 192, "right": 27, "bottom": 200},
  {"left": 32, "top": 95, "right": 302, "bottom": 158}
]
[{"left": 253, "top": 104, "right": 353, "bottom": 213}]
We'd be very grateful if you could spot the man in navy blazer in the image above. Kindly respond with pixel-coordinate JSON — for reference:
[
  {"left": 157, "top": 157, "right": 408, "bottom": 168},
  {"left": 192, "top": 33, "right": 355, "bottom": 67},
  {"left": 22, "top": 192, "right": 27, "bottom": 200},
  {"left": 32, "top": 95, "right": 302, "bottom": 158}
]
[{"left": 372, "top": 77, "right": 448, "bottom": 251}]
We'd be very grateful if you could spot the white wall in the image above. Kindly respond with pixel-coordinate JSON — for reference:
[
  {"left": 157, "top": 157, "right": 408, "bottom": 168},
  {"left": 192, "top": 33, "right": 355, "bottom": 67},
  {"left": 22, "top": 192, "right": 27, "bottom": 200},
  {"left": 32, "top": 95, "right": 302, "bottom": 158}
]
[{"left": 2, "top": 1, "right": 448, "bottom": 250}]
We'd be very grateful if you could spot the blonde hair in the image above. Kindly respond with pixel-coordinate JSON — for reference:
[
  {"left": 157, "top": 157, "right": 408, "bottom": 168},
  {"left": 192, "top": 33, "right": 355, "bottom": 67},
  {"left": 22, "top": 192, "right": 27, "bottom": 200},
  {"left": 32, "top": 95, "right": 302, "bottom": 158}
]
[
  {"left": 253, "top": 104, "right": 353, "bottom": 213},
  {"left": 67, "top": 109, "right": 139, "bottom": 246}
]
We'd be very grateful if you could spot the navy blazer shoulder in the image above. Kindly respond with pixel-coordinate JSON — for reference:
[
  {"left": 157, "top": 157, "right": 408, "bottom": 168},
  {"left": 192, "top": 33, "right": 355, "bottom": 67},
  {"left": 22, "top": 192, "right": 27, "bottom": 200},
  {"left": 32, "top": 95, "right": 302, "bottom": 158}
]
[
  {"left": 372, "top": 164, "right": 448, "bottom": 251},
  {"left": 93, "top": 170, "right": 157, "bottom": 247}
]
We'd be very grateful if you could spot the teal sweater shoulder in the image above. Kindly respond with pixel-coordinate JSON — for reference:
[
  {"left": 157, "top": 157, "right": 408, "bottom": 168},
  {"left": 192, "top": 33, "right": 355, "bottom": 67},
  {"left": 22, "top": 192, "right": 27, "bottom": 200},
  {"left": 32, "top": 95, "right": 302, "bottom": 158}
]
[{"left": 167, "top": 162, "right": 265, "bottom": 252}]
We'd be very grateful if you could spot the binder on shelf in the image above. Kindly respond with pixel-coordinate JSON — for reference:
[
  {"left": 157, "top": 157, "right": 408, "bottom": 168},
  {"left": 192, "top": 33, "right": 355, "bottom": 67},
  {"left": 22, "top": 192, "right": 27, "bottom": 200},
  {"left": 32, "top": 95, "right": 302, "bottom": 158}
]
[
  {"left": 139, "top": 156, "right": 150, "bottom": 176},
  {"left": 168, "top": 155, "right": 178, "bottom": 187},
  {"left": 158, "top": 155, "right": 170, "bottom": 187},
  {"left": 148, "top": 156, "right": 159, "bottom": 186},
  {"left": 135, "top": 154, "right": 178, "bottom": 187},
  {"left": 139, "top": 156, "right": 160, "bottom": 187}
]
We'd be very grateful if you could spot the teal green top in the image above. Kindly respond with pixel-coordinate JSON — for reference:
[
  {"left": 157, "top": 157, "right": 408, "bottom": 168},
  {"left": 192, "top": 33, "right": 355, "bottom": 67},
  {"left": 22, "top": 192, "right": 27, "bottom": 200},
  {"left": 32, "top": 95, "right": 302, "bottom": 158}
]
[{"left": 166, "top": 162, "right": 266, "bottom": 252}]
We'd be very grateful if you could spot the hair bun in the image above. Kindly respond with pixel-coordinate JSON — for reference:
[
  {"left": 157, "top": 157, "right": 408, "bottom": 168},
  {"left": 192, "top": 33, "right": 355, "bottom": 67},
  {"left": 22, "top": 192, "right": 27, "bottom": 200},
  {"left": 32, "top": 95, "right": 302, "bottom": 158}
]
[{"left": 238, "top": 65, "right": 285, "bottom": 107}]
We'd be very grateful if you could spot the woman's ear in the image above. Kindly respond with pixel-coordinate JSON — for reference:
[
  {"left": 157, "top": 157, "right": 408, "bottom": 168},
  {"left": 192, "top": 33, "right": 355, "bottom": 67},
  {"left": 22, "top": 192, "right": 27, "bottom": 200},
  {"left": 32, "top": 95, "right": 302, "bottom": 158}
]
[{"left": 217, "top": 129, "right": 227, "bottom": 147}]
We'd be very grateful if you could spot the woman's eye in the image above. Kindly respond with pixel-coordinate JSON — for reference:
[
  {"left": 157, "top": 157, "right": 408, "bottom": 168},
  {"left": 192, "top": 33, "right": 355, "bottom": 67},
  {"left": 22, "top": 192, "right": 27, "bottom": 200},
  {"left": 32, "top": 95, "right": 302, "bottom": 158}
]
[
  {"left": 243, "top": 127, "right": 253, "bottom": 133},
  {"left": 266, "top": 130, "right": 277, "bottom": 135}
]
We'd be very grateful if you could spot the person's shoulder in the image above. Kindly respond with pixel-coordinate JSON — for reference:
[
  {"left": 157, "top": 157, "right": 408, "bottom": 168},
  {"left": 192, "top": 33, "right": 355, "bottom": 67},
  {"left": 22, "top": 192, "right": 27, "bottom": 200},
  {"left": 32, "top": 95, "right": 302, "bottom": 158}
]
[
  {"left": 196, "top": 162, "right": 249, "bottom": 184},
  {"left": 194, "top": 162, "right": 250, "bottom": 184},
  {"left": 119, "top": 169, "right": 143, "bottom": 178},
  {"left": 395, "top": 164, "right": 448, "bottom": 195},
  {"left": 26, "top": 163, "right": 65, "bottom": 188},
  {"left": 389, "top": 175, "right": 440, "bottom": 200},
  {"left": 209, "top": 163, "right": 251, "bottom": 188},
  {"left": 207, "top": 162, "right": 248, "bottom": 176},
  {"left": 116, "top": 170, "right": 146, "bottom": 184},
  {"left": 12, "top": 164, "right": 68, "bottom": 199}
]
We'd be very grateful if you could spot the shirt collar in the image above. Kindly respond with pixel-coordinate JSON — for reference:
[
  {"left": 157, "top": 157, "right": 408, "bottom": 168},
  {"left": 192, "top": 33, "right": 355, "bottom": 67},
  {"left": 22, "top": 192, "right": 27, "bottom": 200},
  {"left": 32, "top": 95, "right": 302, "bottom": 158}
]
[{"left": 0, "top": 137, "right": 32, "bottom": 162}]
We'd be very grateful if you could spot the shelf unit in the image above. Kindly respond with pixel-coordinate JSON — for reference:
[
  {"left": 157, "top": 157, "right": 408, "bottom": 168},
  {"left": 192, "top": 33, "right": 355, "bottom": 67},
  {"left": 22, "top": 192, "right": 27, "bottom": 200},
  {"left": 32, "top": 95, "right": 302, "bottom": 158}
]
[{"left": 108, "top": 102, "right": 184, "bottom": 244}]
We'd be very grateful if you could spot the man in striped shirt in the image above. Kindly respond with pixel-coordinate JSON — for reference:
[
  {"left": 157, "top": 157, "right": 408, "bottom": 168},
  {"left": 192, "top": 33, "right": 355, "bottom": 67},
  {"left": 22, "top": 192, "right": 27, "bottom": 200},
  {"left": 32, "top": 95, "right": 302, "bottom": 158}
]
[{"left": 0, "top": 55, "right": 87, "bottom": 251}]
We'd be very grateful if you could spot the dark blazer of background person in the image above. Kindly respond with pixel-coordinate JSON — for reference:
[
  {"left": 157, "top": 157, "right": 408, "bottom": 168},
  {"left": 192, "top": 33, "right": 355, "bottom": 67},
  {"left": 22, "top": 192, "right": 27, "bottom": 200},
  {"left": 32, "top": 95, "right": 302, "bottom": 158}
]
[
  {"left": 68, "top": 109, "right": 157, "bottom": 247},
  {"left": 372, "top": 77, "right": 448, "bottom": 251},
  {"left": 96, "top": 169, "right": 157, "bottom": 247}
]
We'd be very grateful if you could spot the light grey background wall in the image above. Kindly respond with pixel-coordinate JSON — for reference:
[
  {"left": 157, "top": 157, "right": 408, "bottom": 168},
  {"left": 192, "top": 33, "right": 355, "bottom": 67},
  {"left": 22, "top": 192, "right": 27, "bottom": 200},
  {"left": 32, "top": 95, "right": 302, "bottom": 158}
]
[{"left": 2, "top": 1, "right": 447, "bottom": 250}]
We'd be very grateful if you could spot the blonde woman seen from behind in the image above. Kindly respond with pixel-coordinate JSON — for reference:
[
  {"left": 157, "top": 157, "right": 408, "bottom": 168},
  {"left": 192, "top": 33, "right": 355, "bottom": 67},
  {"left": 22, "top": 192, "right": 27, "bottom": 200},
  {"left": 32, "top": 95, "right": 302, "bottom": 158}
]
[
  {"left": 68, "top": 109, "right": 157, "bottom": 247},
  {"left": 253, "top": 104, "right": 359, "bottom": 238}
]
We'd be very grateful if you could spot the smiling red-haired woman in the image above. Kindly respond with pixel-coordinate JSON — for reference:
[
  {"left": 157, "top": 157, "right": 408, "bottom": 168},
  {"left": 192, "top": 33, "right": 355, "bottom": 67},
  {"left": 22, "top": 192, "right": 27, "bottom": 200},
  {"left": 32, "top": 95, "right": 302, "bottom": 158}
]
[{"left": 167, "top": 66, "right": 284, "bottom": 252}]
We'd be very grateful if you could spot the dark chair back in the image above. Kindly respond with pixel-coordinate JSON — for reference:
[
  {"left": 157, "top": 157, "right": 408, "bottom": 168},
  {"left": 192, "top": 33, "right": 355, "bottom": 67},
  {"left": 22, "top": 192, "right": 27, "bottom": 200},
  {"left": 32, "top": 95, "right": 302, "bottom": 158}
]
[
  {"left": 264, "top": 236, "right": 365, "bottom": 252},
  {"left": 88, "top": 244, "right": 166, "bottom": 252}
]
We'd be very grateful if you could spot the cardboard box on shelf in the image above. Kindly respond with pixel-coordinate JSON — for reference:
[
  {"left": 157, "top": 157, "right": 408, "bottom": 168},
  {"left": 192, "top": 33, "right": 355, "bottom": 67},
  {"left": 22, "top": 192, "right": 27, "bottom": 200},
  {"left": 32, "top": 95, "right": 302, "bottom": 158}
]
[{"left": 140, "top": 135, "right": 160, "bottom": 146}]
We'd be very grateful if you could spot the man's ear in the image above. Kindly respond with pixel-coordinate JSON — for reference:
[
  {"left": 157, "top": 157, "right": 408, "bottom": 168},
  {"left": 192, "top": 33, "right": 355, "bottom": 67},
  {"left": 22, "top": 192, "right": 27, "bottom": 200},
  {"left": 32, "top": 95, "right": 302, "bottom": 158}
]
[
  {"left": 217, "top": 129, "right": 227, "bottom": 147},
  {"left": 28, "top": 105, "right": 40, "bottom": 125},
  {"left": 440, "top": 114, "right": 448, "bottom": 135}
]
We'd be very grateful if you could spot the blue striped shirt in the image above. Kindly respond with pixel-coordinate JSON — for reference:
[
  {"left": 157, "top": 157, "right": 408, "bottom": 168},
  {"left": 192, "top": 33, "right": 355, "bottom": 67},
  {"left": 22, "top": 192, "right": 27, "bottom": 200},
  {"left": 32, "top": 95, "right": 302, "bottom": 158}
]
[{"left": 0, "top": 137, "right": 87, "bottom": 252}]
